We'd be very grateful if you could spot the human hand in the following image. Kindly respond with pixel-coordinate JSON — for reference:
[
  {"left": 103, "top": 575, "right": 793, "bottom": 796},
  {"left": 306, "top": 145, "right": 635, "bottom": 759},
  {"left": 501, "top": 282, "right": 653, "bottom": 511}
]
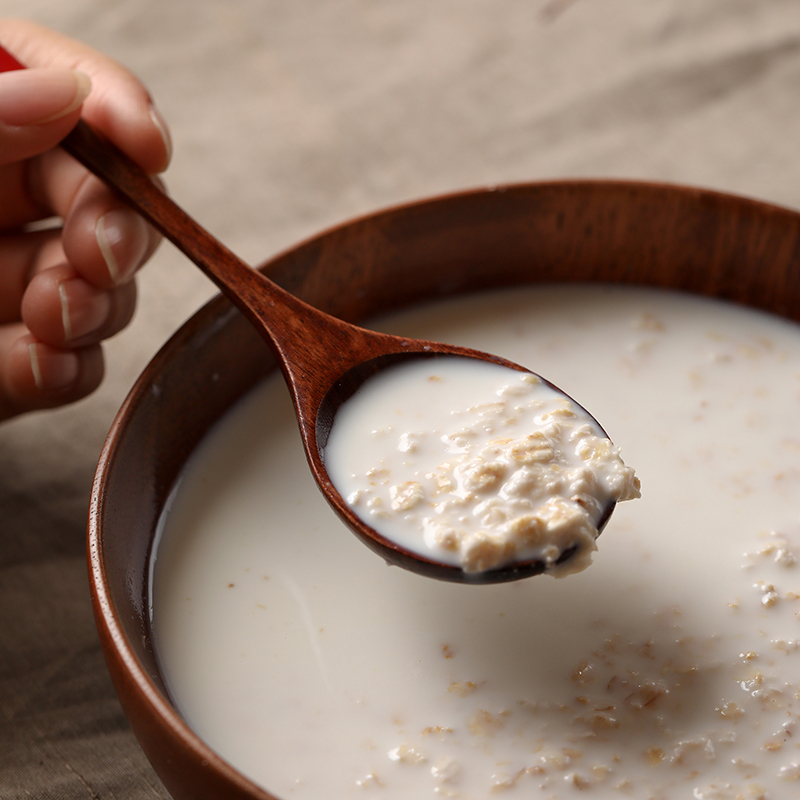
[{"left": 0, "top": 19, "right": 171, "bottom": 421}]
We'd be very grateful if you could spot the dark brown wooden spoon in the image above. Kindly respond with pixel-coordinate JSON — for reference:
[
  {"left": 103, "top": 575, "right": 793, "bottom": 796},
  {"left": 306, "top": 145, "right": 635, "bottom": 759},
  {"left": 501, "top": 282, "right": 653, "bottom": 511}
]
[{"left": 0, "top": 46, "right": 616, "bottom": 583}]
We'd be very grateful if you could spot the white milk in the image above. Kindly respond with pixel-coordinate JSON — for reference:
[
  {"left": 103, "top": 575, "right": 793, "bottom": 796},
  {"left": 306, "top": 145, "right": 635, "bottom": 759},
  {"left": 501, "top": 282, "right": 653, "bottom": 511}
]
[
  {"left": 151, "top": 285, "right": 800, "bottom": 799},
  {"left": 324, "top": 358, "right": 639, "bottom": 575}
]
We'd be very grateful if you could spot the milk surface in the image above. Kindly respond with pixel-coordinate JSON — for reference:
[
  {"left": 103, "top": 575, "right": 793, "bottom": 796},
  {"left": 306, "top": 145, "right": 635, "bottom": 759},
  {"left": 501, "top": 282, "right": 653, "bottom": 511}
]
[{"left": 151, "top": 285, "right": 800, "bottom": 799}]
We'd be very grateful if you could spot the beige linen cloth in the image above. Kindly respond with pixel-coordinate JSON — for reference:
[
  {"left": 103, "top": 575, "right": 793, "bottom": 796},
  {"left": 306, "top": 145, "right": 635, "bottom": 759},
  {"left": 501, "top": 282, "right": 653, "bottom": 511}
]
[{"left": 2, "top": 1, "right": 799, "bottom": 796}]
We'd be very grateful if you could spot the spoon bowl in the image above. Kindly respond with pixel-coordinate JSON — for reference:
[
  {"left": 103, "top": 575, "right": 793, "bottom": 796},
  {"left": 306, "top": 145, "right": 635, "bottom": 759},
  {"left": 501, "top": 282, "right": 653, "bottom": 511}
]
[{"left": 0, "top": 46, "right": 616, "bottom": 583}]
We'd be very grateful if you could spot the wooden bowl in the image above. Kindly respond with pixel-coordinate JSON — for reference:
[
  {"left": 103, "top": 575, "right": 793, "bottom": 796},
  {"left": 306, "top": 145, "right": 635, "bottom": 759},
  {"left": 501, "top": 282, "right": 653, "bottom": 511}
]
[{"left": 87, "top": 180, "right": 800, "bottom": 800}]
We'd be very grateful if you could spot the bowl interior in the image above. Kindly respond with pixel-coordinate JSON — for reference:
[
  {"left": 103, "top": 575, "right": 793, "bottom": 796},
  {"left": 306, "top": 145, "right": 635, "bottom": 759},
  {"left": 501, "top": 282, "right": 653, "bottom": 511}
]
[{"left": 88, "top": 180, "right": 800, "bottom": 799}]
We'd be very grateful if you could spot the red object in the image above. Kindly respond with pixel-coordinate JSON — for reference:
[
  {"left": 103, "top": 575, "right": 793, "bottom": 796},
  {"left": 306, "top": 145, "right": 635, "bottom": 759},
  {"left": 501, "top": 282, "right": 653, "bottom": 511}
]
[{"left": 0, "top": 45, "right": 25, "bottom": 72}]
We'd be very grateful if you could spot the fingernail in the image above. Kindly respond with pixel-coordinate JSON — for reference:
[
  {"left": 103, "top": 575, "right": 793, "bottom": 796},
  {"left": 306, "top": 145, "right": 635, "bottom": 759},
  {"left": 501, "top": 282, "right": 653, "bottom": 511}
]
[
  {"left": 149, "top": 104, "right": 172, "bottom": 168},
  {"left": 59, "top": 280, "right": 112, "bottom": 342},
  {"left": 29, "top": 343, "right": 80, "bottom": 392},
  {"left": 96, "top": 209, "right": 149, "bottom": 285},
  {"left": 0, "top": 69, "right": 92, "bottom": 126}
]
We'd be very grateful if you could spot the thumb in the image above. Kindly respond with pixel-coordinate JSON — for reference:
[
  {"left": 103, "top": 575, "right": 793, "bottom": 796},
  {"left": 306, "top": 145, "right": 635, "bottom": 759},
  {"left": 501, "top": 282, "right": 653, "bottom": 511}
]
[{"left": 0, "top": 68, "right": 91, "bottom": 163}]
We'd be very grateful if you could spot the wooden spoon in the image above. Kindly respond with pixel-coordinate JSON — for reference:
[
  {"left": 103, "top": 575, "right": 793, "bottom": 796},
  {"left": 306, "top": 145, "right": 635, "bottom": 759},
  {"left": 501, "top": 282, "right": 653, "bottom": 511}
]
[{"left": 0, "top": 46, "right": 616, "bottom": 583}]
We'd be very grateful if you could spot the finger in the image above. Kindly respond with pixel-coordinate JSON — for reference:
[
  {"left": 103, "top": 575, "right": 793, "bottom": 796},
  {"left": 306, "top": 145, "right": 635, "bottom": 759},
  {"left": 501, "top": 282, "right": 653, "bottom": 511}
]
[
  {"left": 25, "top": 150, "right": 160, "bottom": 287},
  {"left": 0, "top": 201, "right": 151, "bottom": 327},
  {"left": 62, "top": 170, "right": 160, "bottom": 288},
  {"left": 0, "top": 325, "right": 103, "bottom": 421},
  {"left": 0, "top": 68, "right": 91, "bottom": 229},
  {"left": 21, "top": 262, "right": 137, "bottom": 347},
  {"left": 0, "top": 68, "right": 90, "bottom": 162},
  {"left": 9, "top": 150, "right": 159, "bottom": 288},
  {"left": 0, "top": 20, "right": 171, "bottom": 175}
]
